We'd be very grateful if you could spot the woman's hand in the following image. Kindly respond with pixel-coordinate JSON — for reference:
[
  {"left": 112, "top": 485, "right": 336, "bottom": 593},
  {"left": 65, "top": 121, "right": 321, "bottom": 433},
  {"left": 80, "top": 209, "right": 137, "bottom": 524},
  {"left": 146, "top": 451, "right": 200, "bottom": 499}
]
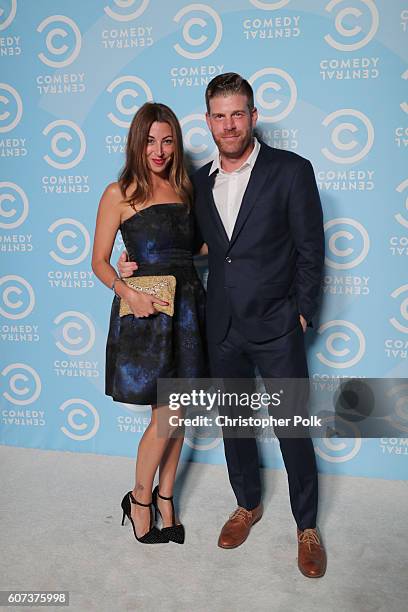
[{"left": 124, "top": 286, "right": 168, "bottom": 318}]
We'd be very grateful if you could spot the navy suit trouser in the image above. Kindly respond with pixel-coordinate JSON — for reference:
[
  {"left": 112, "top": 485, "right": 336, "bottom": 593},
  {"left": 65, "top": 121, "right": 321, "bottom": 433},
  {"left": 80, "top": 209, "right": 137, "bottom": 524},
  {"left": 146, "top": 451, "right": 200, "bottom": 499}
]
[{"left": 208, "top": 320, "right": 318, "bottom": 530}]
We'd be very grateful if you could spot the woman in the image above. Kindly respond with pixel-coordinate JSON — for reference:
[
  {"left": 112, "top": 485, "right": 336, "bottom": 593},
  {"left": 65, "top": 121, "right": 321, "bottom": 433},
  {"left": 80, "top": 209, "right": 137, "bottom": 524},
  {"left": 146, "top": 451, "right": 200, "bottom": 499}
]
[{"left": 91, "top": 102, "right": 207, "bottom": 545}]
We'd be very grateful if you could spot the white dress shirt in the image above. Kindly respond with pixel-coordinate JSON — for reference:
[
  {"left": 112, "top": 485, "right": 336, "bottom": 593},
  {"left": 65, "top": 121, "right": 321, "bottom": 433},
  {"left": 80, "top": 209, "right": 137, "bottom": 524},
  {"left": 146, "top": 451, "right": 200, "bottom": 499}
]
[{"left": 209, "top": 137, "right": 261, "bottom": 240}]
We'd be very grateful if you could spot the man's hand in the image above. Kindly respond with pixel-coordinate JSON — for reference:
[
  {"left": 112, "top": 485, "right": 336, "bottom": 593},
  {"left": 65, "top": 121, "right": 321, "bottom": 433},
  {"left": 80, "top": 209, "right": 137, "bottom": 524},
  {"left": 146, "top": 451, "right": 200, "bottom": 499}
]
[
  {"left": 299, "top": 314, "right": 307, "bottom": 333},
  {"left": 117, "top": 250, "right": 138, "bottom": 278}
]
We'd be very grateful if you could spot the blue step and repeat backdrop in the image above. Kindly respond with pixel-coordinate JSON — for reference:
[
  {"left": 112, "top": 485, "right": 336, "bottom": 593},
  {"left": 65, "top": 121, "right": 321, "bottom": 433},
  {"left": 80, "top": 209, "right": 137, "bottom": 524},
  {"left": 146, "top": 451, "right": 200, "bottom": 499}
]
[{"left": 1, "top": 0, "right": 407, "bottom": 479}]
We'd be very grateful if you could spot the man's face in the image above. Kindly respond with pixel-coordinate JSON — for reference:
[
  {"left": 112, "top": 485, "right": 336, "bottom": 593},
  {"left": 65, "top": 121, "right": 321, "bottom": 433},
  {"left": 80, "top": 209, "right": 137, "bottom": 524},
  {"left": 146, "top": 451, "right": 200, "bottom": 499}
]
[{"left": 206, "top": 93, "right": 257, "bottom": 159}]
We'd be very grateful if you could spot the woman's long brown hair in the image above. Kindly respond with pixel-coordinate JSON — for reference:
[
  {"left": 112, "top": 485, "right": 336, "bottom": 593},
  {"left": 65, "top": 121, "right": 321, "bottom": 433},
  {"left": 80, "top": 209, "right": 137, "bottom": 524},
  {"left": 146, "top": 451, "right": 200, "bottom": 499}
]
[{"left": 118, "top": 102, "right": 192, "bottom": 209}]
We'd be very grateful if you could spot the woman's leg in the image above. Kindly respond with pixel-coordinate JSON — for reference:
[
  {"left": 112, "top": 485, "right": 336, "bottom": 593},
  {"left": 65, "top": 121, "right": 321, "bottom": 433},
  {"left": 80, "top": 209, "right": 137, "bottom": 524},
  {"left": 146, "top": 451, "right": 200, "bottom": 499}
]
[
  {"left": 130, "top": 405, "right": 183, "bottom": 537},
  {"left": 157, "top": 428, "right": 185, "bottom": 526}
]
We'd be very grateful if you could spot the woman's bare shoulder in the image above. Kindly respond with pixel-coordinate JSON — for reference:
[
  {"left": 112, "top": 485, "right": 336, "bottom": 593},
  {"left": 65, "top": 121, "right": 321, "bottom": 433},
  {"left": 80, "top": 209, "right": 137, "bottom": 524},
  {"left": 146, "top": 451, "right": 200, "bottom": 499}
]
[{"left": 103, "top": 181, "right": 123, "bottom": 201}]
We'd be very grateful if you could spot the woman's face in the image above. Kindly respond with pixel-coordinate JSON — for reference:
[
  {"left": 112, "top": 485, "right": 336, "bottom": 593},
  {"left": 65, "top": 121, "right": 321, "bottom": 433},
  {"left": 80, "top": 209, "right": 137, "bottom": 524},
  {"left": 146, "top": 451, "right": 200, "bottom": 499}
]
[{"left": 145, "top": 121, "right": 175, "bottom": 176}]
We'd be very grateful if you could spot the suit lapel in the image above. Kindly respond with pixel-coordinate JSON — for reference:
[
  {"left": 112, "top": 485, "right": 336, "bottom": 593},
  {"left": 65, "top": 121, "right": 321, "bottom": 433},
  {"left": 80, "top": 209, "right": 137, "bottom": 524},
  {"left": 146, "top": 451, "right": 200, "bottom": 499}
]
[
  {"left": 229, "top": 144, "right": 271, "bottom": 248},
  {"left": 204, "top": 170, "right": 230, "bottom": 246}
]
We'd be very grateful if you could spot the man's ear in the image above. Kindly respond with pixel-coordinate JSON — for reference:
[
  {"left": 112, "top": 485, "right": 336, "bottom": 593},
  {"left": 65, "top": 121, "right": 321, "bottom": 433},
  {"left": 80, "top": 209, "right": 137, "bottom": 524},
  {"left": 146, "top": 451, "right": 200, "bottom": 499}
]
[
  {"left": 251, "top": 107, "right": 258, "bottom": 128},
  {"left": 205, "top": 111, "right": 211, "bottom": 130}
]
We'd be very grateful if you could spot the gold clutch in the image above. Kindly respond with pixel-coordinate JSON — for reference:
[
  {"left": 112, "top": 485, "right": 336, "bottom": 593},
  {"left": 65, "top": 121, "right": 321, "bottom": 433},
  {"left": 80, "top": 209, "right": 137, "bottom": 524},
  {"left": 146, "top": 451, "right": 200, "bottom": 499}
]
[{"left": 119, "top": 275, "right": 176, "bottom": 317}]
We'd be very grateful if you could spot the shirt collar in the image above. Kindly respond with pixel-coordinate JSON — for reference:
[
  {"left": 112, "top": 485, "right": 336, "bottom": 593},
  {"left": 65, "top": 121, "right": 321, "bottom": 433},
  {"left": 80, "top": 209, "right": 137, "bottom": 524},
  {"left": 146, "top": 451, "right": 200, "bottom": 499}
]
[{"left": 209, "top": 137, "right": 260, "bottom": 176}]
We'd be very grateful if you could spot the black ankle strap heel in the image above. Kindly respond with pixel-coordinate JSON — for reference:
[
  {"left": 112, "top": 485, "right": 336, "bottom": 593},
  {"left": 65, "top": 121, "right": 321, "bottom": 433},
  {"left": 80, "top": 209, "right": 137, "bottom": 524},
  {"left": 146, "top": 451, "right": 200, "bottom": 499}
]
[
  {"left": 121, "top": 490, "right": 169, "bottom": 544},
  {"left": 152, "top": 485, "right": 185, "bottom": 544}
]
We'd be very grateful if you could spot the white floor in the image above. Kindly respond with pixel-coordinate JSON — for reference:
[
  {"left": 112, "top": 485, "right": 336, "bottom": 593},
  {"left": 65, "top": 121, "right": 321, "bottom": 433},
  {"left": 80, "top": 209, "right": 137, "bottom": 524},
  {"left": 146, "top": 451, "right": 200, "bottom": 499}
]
[{"left": 1, "top": 445, "right": 407, "bottom": 612}]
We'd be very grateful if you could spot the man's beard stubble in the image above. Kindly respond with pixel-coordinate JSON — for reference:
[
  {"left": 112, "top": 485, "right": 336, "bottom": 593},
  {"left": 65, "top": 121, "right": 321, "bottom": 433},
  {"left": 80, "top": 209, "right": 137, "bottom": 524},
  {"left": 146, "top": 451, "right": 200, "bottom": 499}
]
[{"left": 212, "top": 130, "right": 253, "bottom": 160}]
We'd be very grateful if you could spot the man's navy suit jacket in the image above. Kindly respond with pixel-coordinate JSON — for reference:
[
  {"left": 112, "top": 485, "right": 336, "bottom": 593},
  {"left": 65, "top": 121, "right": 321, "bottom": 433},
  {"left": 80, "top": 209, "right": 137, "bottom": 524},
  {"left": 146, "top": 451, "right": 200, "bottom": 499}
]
[{"left": 192, "top": 141, "right": 325, "bottom": 344}]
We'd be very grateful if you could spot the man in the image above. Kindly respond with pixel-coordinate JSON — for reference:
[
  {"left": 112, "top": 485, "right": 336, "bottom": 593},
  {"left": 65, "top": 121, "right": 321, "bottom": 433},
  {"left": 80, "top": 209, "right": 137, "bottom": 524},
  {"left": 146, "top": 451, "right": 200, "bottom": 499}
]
[{"left": 118, "top": 73, "right": 326, "bottom": 577}]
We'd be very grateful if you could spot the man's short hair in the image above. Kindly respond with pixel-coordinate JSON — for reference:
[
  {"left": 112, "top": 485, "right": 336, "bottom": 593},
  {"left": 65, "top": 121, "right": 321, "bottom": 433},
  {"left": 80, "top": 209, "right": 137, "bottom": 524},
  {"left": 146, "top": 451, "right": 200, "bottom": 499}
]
[{"left": 205, "top": 72, "right": 254, "bottom": 113}]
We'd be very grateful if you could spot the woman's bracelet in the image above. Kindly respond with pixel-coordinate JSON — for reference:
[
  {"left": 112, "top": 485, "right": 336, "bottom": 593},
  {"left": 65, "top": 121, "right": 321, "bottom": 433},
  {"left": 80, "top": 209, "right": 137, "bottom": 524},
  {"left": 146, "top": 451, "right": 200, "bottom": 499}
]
[{"left": 111, "top": 276, "right": 123, "bottom": 295}]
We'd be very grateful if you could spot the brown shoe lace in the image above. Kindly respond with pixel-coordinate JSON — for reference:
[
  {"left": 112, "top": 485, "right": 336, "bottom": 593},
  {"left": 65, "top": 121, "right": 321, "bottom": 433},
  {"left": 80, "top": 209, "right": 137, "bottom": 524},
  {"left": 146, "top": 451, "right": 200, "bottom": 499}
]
[
  {"left": 229, "top": 507, "right": 252, "bottom": 527},
  {"left": 298, "top": 528, "right": 321, "bottom": 551}
]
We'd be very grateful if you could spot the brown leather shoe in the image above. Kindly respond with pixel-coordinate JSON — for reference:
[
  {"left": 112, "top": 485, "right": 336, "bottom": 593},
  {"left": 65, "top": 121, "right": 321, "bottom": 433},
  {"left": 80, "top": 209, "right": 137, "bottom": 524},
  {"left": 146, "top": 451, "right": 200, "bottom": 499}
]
[
  {"left": 218, "top": 504, "right": 263, "bottom": 549},
  {"left": 297, "top": 527, "right": 327, "bottom": 578}
]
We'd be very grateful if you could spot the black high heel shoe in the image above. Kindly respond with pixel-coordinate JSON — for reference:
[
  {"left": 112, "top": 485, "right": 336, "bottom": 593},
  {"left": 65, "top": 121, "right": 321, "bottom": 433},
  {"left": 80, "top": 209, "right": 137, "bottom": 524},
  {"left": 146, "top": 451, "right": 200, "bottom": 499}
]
[
  {"left": 152, "top": 485, "right": 185, "bottom": 544},
  {"left": 121, "top": 491, "right": 169, "bottom": 544}
]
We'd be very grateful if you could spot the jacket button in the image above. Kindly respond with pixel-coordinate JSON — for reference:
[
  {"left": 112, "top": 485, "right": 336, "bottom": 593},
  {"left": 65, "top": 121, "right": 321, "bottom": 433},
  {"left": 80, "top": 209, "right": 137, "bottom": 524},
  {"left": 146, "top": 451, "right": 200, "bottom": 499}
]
[{"left": 225, "top": 257, "right": 232, "bottom": 263}]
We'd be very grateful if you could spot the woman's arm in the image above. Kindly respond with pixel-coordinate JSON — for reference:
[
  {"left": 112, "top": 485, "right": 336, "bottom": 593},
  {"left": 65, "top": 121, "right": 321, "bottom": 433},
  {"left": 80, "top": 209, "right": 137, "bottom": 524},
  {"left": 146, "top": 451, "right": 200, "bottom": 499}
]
[
  {"left": 92, "top": 183, "right": 168, "bottom": 316},
  {"left": 91, "top": 182, "right": 131, "bottom": 300}
]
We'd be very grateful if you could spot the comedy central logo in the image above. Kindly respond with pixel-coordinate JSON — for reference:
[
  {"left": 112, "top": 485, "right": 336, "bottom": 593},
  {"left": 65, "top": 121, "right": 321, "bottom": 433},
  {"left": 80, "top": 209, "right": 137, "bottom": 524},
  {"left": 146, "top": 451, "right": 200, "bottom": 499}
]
[
  {"left": 53, "top": 311, "right": 96, "bottom": 355},
  {"left": 120, "top": 402, "right": 151, "bottom": 414},
  {"left": 0, "top": 182, "right": 29, "bottom": 230},
  {"left": 389, "top": 285, "right": 408, "bottom": 334},
  {"left": 316, "top": 320, "right": 366, "bottom": 369},
  {"left": 0, "top": 83, "right": 23, "bottom": 133},
  {"left": 395, "top": 178, "right": 408, "bottom": 229},
  {"left": 249, "top": 68, "right": 297, "bottom": 123},
  {"left": 249, "top": 0, "right": 291, "bottom": 8},
  {"left": 0, "top": 275, "right": 35, "bottom": 320},
  {"left": 48, "top": 218, "right": 90, "bottom": 266},
  {"left": 386, "top": 384, "right": 408, "bottom": 435},
  {"left": 314, "top": 415, "right": 362, "bottom": 462},
  {"left": 324, "top": 0, "right": 379, "bottom": 52},
  {"left": 321, "top": 108, "right": 374, "bottom": 164},
  {"left": 104, "top": 0, "right": 150, "bottom": 21},
  {"left": 0, "top": 0, "right": 17, "bottom": 30},
  {"left": 107, "top": 76, "right": 153, "bottom": 128},
  {"left": 324, "top": 217, "right": 370, "bottom": 270},
  {"left": 184, "top": 428, "right": 222, "bottom": 451},
  {"left": 401, "top": 69, "right": 408, "bottom": 115},
  {"left": 37, "top": 15, "right": 81, "bottom": 68},
  {"left": 59, "top": 398, "right": 100, "bottom": 441},
  {"left": 180, "top": 113, "right": 216, "bottom": 166},
  {"left": 1, "top": 363, "right": 42, "bottom": 406},
  {"left": 42, "top": 120, "right": 86, "bottom": 170},
  {"left": 173, "top": 4, "right": 223, "bottom": 60}
]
